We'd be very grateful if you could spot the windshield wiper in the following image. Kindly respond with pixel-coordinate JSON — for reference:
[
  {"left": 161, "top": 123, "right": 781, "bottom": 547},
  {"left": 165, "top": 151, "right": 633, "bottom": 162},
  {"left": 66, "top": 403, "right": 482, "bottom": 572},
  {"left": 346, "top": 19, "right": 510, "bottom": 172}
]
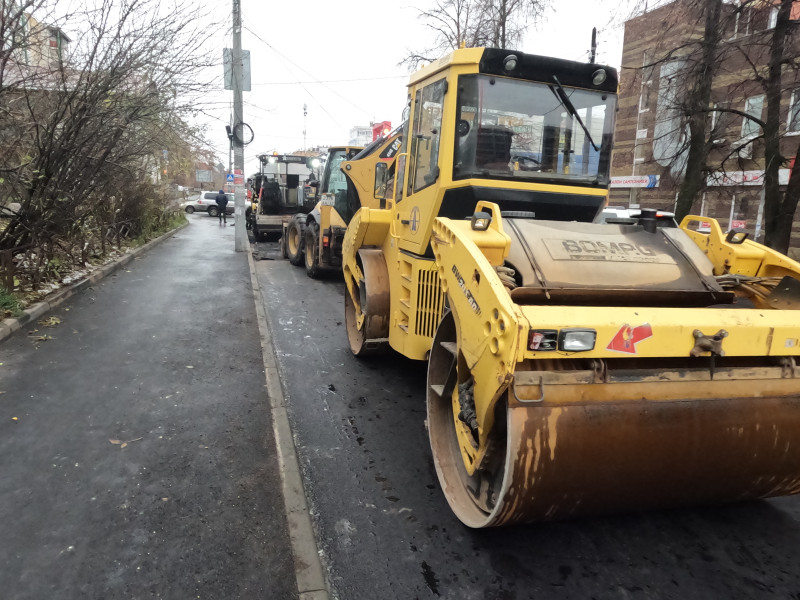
[{"left": 549, "top": 76, "right": 599, "bottom": 152}]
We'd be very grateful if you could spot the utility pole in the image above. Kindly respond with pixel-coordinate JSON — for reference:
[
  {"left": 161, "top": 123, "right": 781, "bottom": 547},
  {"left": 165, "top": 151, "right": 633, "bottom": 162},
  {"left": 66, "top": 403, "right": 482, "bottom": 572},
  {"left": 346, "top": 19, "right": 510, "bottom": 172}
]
[
  {"left": 232, "top": 0, "right": 246, "bottom": 251},
  {"left": 303, "top": 103, "right": 308, "bottom": 150}
]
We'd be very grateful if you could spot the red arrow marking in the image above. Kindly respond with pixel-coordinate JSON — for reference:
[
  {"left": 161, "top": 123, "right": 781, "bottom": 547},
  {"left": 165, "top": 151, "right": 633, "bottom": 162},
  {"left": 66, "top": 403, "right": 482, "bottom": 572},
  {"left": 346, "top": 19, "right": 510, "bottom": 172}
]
[{"left": 606, "top": 323, "right": 653, "bottom": 354}]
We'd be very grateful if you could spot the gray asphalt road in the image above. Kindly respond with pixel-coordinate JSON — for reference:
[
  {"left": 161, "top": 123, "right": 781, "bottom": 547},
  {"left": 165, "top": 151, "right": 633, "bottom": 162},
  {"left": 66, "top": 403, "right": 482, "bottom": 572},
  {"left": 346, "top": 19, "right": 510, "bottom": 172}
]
[
  {"left": 253, "top": 239, "right": 800, "bottom": 600},
  {"left": 0, "top": 214, "right": 297, "bottom": 600}
]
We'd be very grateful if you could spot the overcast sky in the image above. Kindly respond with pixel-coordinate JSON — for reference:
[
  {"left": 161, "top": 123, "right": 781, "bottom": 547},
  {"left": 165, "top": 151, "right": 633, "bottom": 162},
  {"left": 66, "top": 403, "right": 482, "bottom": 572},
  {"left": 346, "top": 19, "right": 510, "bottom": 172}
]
[{"left": 197, "top": 0, "right": 646, "bottom": 174}]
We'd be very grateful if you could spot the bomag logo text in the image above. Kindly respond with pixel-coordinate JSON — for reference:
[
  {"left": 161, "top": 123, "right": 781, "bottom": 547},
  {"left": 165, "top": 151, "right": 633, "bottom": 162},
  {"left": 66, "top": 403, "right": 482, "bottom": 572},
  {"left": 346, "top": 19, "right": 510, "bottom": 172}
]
[
  {"left": 561, "top": 240, "right": 656, "bottom": 256},
  {"left": 452, "top": 265, "right": 481, "bottom": 315},
  {"left": 544, "top": 238, "right": 672, "bottom": 264}
]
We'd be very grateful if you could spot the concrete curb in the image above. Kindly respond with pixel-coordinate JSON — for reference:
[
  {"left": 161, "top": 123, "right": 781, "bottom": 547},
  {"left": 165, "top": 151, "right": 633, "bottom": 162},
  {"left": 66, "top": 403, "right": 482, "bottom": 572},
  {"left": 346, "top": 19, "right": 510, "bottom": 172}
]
[
  {"left": 0, "top": 221, "right": 189, "bottom": 345},
  {"left": 246, "top": 245, "right": 330, "bottom": 600}
]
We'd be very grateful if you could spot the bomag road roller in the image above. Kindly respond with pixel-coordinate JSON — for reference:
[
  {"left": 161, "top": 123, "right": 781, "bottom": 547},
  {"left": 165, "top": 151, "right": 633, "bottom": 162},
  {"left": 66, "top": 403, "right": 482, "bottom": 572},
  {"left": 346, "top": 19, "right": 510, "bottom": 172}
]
[
  {"left": 341, "top": 47, "right": 800, "bottom": 528},
  {"left": 302, "top": 131, "right": 403, "bottom": 278}
]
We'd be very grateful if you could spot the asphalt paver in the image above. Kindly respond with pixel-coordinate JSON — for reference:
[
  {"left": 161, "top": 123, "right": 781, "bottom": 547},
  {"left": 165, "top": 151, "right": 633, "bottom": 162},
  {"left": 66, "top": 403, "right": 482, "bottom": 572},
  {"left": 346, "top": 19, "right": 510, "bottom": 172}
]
[{"left": 0, "top": 214, "right": 298, "bottom": 600}]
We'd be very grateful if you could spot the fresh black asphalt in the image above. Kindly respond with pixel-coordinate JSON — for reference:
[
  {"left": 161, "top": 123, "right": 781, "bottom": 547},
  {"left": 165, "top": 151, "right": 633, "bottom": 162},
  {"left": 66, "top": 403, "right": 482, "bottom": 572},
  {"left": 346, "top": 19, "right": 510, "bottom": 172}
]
[
  {"left": 0, "top": 214, "right": 297, "bottom": 600},
  {"left": 252, "top": 239, "right": 800, "bottom": 600}
]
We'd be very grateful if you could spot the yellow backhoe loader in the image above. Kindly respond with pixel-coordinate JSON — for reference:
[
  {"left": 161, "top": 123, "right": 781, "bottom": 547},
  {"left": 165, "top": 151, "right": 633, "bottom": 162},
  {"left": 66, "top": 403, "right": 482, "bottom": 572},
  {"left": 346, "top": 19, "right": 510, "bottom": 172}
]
[
  {"left": 301, "top": 131, "right": 402, "bottom": 277},
  {"left": 341, "top": 47, "right": 800, "bottom": 527}
]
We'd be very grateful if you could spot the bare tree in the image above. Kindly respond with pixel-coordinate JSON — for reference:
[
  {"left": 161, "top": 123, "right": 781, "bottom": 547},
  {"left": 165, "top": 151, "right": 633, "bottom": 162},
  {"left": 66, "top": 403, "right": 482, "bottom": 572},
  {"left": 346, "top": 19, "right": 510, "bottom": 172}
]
[
  {"left": 674, "top": 0, "right": 723, "bottom": 220},
  {"left": 402, "top": 0, "right": 548, "bottom": 69},
  {"left": 0, "top": 0, "right": 214, "bottom": 288},
  {"left": 760, "top": 0, "right": 798, "bottom": 252},
  {"left": 481, "top": 0, "right": 545, "bottom": 48},
  {"left": 622, "top": 0, "right": 800, "bottom": 253}
]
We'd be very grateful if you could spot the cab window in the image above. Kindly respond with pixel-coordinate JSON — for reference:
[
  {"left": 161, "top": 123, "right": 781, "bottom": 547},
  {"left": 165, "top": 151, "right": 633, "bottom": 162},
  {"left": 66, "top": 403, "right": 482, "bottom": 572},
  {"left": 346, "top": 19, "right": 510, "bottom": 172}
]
[{"left": 409, "top": 79, "right": 446, "bottom": 195}]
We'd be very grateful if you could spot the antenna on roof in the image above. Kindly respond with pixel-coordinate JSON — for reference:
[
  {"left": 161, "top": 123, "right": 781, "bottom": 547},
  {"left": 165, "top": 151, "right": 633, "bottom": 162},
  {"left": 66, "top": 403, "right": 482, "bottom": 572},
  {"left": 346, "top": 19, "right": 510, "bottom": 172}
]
[{"left": 590, "top": 27, "right": 597, "bottom": 63}]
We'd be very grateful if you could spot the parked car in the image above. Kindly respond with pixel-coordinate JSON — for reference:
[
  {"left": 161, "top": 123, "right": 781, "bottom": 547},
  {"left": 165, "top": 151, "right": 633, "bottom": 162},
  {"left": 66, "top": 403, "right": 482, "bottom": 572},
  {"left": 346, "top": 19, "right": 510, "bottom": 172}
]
[
  {"left": 181, "top": 192, "right": 234, "bottom": 217},
  {"left": 596, "top": 206, "right": 677, "bottom": 227}
]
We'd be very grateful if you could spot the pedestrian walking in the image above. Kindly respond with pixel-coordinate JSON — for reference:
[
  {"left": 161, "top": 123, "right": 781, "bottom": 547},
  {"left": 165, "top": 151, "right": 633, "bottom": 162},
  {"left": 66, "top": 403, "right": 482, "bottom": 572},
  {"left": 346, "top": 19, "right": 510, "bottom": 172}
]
[{"left": 215, "top": 189, "right": 229, "bottom": 225}]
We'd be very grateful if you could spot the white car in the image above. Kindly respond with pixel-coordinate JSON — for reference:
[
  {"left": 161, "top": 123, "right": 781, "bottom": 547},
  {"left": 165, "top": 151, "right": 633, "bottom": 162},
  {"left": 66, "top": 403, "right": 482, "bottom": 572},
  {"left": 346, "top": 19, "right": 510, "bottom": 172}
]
[
  {"left": 182, "top": 192, "right": 234, "bottom": 217},
  {"left": 596, "top": 206, "right": 677, "bottom": 227}
]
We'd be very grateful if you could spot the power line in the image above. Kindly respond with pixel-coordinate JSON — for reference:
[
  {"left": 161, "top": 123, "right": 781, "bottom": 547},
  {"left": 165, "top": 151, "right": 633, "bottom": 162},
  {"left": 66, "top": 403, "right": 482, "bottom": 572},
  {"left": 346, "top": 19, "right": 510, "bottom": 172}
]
[
  {"left": 250, "top": 75, "right": 407, "bottom": 86},
  {"left": 240, "top": 20, "right": 379, "bottom": 121},
  {"left": 239, "top": 24, "right": 345, "bottom": 130}
]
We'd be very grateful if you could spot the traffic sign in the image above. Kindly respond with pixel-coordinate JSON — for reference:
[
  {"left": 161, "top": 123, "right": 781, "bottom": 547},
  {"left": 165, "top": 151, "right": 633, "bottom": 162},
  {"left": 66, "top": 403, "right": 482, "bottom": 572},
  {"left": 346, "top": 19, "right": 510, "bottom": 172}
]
[{"left": 226, "top": 173, "right": 234, "bottom": 183}]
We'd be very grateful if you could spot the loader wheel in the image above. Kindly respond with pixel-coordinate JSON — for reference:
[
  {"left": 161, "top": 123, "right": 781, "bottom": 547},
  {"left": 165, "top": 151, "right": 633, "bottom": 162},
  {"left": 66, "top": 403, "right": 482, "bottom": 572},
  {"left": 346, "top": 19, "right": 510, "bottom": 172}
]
[
  {"left": 427, "top": 308, "right": 507, "bottom": 528},
  {"left": 304, "top": 222, "right": 321, "bottom": 279},
  {"left": 286, "top": 215, "right": 305, "bottom": 266}
]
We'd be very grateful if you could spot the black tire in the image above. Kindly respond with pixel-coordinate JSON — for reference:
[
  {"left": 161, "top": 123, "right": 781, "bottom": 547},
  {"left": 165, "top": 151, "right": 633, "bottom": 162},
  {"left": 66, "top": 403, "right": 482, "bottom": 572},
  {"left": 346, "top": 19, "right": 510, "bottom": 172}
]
[
  {"left": 185, "top": 206, "right": 195, "bottom": 214},
  {"left": 286, "top": 215, "right": 306, "bottom": 266},
  {"left": 305, "top": 221, "right": 321, "bottom": 279},
  {"left": 280, "top": 231, "right": 289, "bottom": 258},
  {"left": 208, "top": 206, "right": 219, "bottom": 217}
]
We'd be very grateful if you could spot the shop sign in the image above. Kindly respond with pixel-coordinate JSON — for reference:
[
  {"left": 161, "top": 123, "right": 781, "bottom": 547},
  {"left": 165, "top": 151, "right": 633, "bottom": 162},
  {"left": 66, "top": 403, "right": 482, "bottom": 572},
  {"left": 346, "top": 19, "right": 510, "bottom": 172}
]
[{"left": 610, "top": 175, "right": 659, "bottom": 189}]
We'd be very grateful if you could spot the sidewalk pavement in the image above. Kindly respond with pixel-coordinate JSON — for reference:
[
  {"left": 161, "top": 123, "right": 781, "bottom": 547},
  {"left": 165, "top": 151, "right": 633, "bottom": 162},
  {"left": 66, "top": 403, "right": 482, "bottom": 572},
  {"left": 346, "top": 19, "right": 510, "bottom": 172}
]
[{"left": 0, "top": 215, "right": 303, "bottom": 599}]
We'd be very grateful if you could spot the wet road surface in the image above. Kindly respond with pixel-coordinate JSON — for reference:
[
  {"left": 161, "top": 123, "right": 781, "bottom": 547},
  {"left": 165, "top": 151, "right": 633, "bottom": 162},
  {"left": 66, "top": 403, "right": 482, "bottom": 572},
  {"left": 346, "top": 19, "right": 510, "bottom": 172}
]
[{"left": 252, "top": 238, "right": 800, "bottom": 600}]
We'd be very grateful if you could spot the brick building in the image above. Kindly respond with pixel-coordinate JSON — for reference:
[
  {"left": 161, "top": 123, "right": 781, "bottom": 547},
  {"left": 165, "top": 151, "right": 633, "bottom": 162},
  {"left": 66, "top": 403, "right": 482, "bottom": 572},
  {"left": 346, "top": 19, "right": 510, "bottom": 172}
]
[{"left": 611, "top": 0, "right": 800, "bottom": 256}]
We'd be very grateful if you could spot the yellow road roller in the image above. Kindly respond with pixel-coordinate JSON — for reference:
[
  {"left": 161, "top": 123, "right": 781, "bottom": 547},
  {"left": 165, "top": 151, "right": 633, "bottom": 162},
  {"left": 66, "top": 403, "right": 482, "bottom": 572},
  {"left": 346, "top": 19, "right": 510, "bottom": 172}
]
[{"left": 341, "top": 47, "right": 800, "bottom": 527}]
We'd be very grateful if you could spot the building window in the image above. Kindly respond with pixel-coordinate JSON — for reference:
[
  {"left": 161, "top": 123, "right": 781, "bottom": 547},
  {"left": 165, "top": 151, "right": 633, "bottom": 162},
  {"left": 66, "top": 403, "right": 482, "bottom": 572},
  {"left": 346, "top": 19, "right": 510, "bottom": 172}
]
[
  {"left": 788, "top": 90, "right": 800, "bottom": 133},
  {"left": 768, "top": 6, "right": 779, "bottom": 29},
  {"left": 634, "top": 141, "right": 647, "bottom": 163},
  {"left": 728, "top": 3, "right": 776, "bottom": 38},
  {"left": 639, "top": 51, "right": 654, "bottom": 112},
  {"left": 639, "top": 82, "right": 653, "bottom": 112},
  {"left": 710, "top": 101, "right": 730, "bottom": 143},
  {"left": 741, "top": 94, "right": 764, "bottom": 139}
]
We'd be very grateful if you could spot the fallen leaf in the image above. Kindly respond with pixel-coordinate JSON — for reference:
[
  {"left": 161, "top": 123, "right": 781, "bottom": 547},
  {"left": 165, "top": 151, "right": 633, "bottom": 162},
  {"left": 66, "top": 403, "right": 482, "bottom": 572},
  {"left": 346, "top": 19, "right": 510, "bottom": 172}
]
[
  {"left": 120, "top": 442, "right": 128, "bottom": 448},
  {"left": 109, "top": 439, "right": 122, "bottom": 444},
  {"left": 12, "top": 417, "right": 18, "bottom": 421},
  {"left": 186, "top": 365, "right": 194, "bottom": 369},
  {"left": 38, "top": 316, "right": 61, "bottom": 327},
  {"left": 161, "top": 497, "right": 169, "bottom": 502}
]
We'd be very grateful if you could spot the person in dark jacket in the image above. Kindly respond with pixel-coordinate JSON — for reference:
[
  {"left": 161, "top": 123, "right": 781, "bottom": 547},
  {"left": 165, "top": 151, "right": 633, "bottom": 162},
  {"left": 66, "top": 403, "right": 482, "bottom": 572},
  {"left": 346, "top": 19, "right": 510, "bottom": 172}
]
[{"left": 214, "top": 189, "right": 229, "bottom": 224}]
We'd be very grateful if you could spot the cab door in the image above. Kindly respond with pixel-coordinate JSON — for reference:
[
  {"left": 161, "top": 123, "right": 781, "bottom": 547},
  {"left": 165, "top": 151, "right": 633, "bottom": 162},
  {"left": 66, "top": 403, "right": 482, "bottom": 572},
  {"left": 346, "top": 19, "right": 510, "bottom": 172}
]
[{"left": 395, "top": 78, "right": 447, "bottom": 254}]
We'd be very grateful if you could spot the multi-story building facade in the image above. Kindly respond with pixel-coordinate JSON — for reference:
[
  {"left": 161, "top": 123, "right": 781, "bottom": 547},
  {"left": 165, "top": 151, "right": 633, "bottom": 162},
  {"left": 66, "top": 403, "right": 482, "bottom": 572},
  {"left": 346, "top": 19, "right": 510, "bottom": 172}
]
[
  {"left": 6, "top": 12, "right": 70, "bottom": 70},
  {"left": 348, "top": 125, "right": 373, "bottom": 147},
  {"left": 611, "top": 0, "right": 800, "bottom": 256}
]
